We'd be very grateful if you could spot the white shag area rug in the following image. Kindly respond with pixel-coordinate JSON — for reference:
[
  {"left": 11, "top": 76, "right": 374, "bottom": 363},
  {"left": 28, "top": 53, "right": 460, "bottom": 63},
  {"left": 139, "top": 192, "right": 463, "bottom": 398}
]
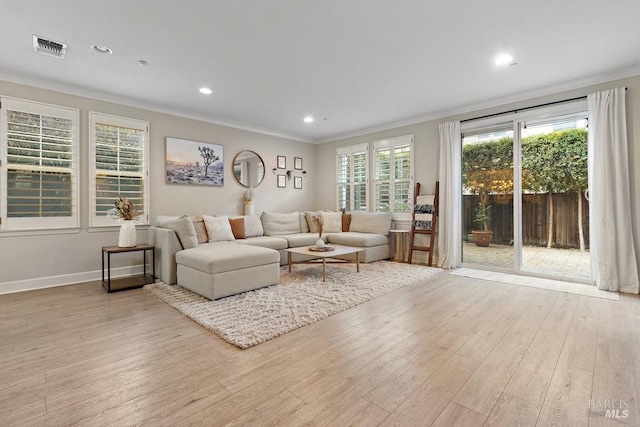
[
  {"left": 145, "top": 261, "right": 443, "bottom": 349},
  {"left": 450, "top": 268, "right": 619, "bottom": 300}
]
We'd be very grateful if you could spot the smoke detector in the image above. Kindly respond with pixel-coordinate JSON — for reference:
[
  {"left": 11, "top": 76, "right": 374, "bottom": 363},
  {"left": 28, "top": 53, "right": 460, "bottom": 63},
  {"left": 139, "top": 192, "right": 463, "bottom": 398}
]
[{"left": 33, "top": 35, "right": 67, "bottom": 58}]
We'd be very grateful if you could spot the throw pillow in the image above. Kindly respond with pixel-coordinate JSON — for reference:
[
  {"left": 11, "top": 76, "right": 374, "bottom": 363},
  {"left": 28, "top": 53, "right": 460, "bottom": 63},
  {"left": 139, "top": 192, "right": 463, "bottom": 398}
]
[
  {"left": 191, "top": 215, "right": 208, "bottom": 244},
  {"left": 305, "top": 211, "right": 321, "bottom": 233},
  {"left": 261, "top": 211, "right": 301, "bottom": 235},
  {"left": 157, "top": 215, "right": 198, "bottom": 249},
  {"left": 243, "top": 214, "right": 264, "bottom": 237},
  {"left": 229, "top": 217, "right": 246, "bottom": 239},
  {"left": 202, "top": 215, "right": 235, "bottom": 242},
  {"left": 342, "top": 214, "right": 352, "bottom": 232},
  {"left": 299, "top": 212, "right": 310, "bottom": 233},
  {"left": 321, "top": 211, "right": 343, "bottom": 233},
  {"left": 349, "top": 212, "right": 392, "bottom": 236}
]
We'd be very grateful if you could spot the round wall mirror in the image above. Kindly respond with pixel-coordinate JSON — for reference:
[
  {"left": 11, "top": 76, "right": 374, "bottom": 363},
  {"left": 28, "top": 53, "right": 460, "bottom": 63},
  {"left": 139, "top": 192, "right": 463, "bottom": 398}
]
[{"left": 232, "top": 150, "right": 265, "bottom": 187}]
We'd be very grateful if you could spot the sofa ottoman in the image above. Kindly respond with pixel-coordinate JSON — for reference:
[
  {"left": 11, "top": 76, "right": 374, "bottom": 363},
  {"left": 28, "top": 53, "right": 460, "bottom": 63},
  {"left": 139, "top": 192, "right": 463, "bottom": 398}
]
[
  {"left": 326, "top": 232, "right": 390, "bottom": 262},
  {"left": 175, "top": 241, "right": 280, "bottom": 300}
]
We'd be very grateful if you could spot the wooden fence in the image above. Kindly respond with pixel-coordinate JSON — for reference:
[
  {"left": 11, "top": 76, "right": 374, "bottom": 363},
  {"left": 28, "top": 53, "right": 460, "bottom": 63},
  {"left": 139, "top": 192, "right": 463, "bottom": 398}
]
[{"left": 463, "top": 192, "right": 590, "bottom": 249}]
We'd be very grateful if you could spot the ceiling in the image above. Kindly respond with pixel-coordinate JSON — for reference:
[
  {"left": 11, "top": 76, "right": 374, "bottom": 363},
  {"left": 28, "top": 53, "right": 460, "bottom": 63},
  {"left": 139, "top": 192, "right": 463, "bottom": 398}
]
[{"left": 1, "top": 1, "right": 639, "bottom": 143}]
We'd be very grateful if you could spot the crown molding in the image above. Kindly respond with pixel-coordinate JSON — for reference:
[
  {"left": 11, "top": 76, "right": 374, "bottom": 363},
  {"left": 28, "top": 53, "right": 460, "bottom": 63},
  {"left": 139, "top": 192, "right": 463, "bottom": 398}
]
[
  {"left": 0, "top": 69, "right": 313, "bottom": 144},
  {"left": 317, "top": 64, "right": 640, "bottom": 144}
]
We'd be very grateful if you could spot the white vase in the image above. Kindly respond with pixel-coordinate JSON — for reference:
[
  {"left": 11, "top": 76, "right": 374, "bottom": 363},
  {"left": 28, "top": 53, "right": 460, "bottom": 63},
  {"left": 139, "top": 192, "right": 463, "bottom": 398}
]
[
  {"left": 118, "top": 220, "right": 137, "bottom": 247},
  {"left": 315, "top": 239, "right": 325, "bottom": 248},
  {"left": 244, "top": 202, "right": 254, "bottom": 216}
]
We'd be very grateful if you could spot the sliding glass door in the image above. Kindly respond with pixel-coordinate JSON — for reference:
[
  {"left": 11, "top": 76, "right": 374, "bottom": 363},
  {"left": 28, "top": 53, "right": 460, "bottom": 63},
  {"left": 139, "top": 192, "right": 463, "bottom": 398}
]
[
  {"left": 519, "top": 116, "right": 590, "bottom": 279},
  {"left": 462, "top": 126, "right": 514, "bottom": 269},
  {"left": 461, "top": 108, "right": 591, "bottom": 281}
]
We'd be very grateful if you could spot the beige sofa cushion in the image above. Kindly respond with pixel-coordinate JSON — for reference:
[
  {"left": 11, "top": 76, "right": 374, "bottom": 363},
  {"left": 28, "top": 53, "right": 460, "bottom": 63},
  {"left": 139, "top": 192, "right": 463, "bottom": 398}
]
[
  {"left": 282, "top": 233, "right": 321, "bottom": 248},
  {"left": 327, "top": 232, "right": 389, "bottom": 247},
  {"left": 234, "top": 236, "right": 288, "bottom": 250},
  {"left": 156, "top": 215, "right": 198, "bottom": 249},
  {"left": 261, "top": 211, "right": 301, "bottom": 235},
  {"left": 176, "top": 242, "right": 279, "bottom": 274},
  {"left": 243, "top": 214, "right": 264, "bottom": 237},
  {"left": 299, "top": 212, "right": 310, "bottom": 233},
  {"left": 349, "top": 212, "right": 392, "bottom": 236}
]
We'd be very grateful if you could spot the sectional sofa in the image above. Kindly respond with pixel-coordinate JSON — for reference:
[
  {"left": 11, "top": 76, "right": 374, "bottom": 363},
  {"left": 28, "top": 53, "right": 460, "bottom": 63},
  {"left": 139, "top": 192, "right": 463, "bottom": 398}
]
[{"left": 150, "top": 211, "right": 392, "bottom": 299}]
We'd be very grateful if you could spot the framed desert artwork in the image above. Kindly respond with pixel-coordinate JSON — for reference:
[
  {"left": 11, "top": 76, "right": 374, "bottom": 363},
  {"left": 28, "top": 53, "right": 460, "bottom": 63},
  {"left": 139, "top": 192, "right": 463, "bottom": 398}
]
[
  {"left": 294, "top": 157, "right": 302, "bottom": 170},
  {"left": 294, "top": 175, "right": 302, "bottom": 189},
  {"left": 277, "top": 174, "right": 286, "bottom": 188},
  {"left": 166, "top": 137, "right": 224, "bottom": 186}
]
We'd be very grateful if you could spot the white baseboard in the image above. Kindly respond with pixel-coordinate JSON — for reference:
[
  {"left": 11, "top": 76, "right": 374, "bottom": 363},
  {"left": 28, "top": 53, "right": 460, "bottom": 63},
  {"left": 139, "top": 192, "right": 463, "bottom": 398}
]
[{"left": 0, "top": 265, "right": 145, "bottom": 295}]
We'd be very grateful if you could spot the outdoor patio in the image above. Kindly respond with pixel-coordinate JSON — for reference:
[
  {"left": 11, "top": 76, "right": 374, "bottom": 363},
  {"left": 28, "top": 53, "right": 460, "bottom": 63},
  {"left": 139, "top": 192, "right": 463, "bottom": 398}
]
[{"left": 462, "top": 242, "right": 591, "bottom": 280}]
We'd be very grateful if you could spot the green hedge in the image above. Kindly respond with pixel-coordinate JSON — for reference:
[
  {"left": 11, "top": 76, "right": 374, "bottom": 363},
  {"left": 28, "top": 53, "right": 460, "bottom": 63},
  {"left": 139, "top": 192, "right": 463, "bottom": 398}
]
[{"left": 462, "top": 128, "right": 588, "bottom": 195}]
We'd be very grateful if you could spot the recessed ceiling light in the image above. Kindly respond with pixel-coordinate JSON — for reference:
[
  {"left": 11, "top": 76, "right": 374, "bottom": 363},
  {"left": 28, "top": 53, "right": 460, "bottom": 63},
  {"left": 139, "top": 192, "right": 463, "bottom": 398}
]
[
  {"left": 91, "top": 45, "right": 112, "bottom": 54},
  {"left": 494, "top": 53, "right": 513, "bottom": 66},
  {"left": 138, "top": 59, "right": 148, "bottom": 66},
  {"left": 303, "top": 116, "right": 314, "bottom": 123},
  {"left": 199, "top": 87, "right": 213, "bottom": 95}
]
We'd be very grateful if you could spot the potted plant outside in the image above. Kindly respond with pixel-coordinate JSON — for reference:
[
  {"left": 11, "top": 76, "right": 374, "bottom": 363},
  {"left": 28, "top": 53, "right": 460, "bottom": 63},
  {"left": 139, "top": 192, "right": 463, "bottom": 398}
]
[{"left": 471, "top": 202, "right": 493, "bottom": 247}]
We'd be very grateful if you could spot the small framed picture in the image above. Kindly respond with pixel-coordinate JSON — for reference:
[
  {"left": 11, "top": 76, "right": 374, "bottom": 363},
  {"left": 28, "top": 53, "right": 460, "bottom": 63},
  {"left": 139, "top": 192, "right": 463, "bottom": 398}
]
[
  {"left": 277, "top": 174, "right": 286, "bottom": 188},
  {"left": 294, "top": 157, "right": 302, "bottom": 170},
  {"left": 277, "top": 155, "right": 286, "bottom": 169},
  {"left": 294, "top": 176, "right": 302, "bottom": 189}
]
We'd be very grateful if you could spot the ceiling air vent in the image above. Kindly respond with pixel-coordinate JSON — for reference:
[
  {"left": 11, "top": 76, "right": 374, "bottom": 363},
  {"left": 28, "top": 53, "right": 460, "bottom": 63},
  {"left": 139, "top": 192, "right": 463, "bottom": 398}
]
[{"left": 33, "top": 35, "right": 67, "bottom": 58}]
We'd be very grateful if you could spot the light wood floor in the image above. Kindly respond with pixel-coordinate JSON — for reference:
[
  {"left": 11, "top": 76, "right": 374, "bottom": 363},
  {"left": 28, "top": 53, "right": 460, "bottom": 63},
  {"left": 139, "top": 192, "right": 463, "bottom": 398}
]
[{"left": 1, "top": 271, "right": 639, "bottom": 426}]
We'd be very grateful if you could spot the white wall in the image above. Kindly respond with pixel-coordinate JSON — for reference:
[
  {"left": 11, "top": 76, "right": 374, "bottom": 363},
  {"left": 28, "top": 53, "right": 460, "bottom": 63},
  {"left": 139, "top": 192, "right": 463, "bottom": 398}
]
[
  {"left": 3, "top": 74, "right": 640, "bottom": 292},
  {"left": 314, "top": 75, "right": 640, "bottom": 266},
  {"left": 0, "top": 80, "right": 315, "bottom": 293}
]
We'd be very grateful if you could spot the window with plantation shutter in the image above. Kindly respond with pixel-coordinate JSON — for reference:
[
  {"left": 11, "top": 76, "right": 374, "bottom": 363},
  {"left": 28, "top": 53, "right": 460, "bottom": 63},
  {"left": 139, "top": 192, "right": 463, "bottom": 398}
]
[
  {"left": 336, "top": 143, "right": 368, "bottom": 212},
  {"left": 373, "top": 135, "right": 413, "bottom": 214},
  {"left": 89, "top": 112, "right": 149, "bottom": 227},
  {"left": 0, "top": 97, "right": 79, "bottom": 231}
]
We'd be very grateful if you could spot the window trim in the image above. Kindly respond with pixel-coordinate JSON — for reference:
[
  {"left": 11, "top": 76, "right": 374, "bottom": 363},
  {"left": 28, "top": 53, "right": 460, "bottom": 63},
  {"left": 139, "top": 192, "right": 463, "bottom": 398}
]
[
  {"left": 89, "top": 112, "right": 150, "bottom": 227},
  {"left": 335, "top": 135, "right": 414, "bottom": 216},
  {"left": 0, "top": 96, "right": 80, "bottom": 231},
  {"left": 336, "top": 143, "right": 369, "bottom": 211},
  {"left": 372, "top": 134, "right": 414, "bottom": 215}
]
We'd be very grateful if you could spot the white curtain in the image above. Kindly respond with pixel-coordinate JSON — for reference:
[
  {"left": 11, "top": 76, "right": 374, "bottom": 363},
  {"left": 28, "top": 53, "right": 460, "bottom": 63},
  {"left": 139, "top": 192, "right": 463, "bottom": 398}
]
[
  {"left": 588, "top": 87, "right": 639, "bottom": 293},
  {"left": 437, "top": 121, "right": 461, "bottom": 268}
]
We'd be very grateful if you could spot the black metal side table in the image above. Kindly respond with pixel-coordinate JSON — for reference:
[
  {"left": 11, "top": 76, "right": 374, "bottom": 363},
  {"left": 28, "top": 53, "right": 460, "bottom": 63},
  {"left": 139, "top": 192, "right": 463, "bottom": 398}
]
[{"left": 101, "top": 243, "right": 155, "bottom": 292}]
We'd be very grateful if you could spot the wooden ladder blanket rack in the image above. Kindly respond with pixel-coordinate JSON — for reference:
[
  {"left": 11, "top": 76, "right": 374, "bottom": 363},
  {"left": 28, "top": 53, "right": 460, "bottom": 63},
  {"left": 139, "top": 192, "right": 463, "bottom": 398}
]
[{"left": 408, "top": 181, "right": 439, "bottom": 266}]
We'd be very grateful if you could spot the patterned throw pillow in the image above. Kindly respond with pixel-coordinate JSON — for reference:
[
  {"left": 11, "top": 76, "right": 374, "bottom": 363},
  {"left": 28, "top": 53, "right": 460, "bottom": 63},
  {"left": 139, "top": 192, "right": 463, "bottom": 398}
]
[
  {"left": 202, "top": 215, "right": 235, "bottom": 242},
  {"left": 191, "top": 215, "right": 209, "bottom": 244},
  {"left": 321, "top": 211, "right": 343, "bottom": 233},
  {"left": 305, "top": 211, "right": 321, "bottom": 234}
]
